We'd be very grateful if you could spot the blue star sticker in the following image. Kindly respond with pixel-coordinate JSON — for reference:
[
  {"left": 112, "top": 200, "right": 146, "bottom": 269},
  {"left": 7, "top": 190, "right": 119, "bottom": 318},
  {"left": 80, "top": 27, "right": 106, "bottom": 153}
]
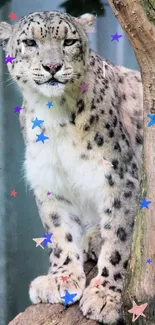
[
  {"left": 36, "top": 132, "right": 49, "bottom": 143},
  {"left": 111, "top": 33, "right": 123, "bottom": 42},
  {"left": 43, "top": 233, "right": 53, "bottom": 247},
  {"left": 61, "top": 290, "right": 77, "bottom": 306},
  {"left": 32, "top": 117, "right": 44, "bottom": 129},
  {"left": 147, "top": 114, "right": 155, "bottom": 127},
  {"left": 46, "top": 102, "right": 53, "bottom": 109},
  {"left": 139, "top": 198, "right": 151, "bottom": 210},
  {"left": 146, "top": 258, "right": 152, "bottom": 264}
]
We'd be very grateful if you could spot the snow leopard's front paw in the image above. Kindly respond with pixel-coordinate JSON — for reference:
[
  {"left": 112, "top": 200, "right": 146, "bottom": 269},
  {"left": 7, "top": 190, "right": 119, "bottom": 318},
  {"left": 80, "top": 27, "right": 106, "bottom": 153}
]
[
  {"left": 29, "top": 269, "right": 86, "bottom": 305},
  {"left": 80, "top": 282, "right": 122, "bottom": 324}
]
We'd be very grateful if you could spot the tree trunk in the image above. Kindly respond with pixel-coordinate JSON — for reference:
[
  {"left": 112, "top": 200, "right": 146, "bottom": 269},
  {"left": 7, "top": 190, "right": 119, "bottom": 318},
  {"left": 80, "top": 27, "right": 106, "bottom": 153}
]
[{"left": 108, "top": 0, "right": 155, "bottom": 324}]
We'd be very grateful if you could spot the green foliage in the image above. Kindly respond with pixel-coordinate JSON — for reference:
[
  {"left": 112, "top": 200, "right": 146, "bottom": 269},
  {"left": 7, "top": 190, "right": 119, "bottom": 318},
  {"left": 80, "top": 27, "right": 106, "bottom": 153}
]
[{"left": 59, "top": 0, "right": 105, "bottom": 17}]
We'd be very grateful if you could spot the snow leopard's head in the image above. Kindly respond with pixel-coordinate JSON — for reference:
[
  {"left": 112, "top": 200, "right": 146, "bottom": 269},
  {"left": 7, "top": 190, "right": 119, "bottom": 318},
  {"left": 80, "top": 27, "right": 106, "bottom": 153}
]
[{"left": 0, "top": 11, "right": 95, "bottom": 98}]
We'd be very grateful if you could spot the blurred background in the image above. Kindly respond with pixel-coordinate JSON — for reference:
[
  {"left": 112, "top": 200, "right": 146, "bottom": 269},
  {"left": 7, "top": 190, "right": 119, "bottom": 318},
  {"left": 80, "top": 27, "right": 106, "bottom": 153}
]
[{"left": 0, "top": 0, "right": 139, "bottom": 324}]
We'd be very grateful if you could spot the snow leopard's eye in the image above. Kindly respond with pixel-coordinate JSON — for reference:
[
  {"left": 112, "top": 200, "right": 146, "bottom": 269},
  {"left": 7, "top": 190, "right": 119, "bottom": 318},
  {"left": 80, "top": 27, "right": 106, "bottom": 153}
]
[
  {"left": 22, "top": 39, "right": 37, "bottom": 47},
  {"left": 64, "top": 39, "right": 77, "bottom": 46}
]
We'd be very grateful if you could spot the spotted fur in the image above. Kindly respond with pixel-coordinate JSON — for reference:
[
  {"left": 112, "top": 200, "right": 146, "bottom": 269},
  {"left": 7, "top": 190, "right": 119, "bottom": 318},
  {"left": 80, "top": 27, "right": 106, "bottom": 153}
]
[{"left": 0, "top": 11, "right": 143, "bottom": 324}]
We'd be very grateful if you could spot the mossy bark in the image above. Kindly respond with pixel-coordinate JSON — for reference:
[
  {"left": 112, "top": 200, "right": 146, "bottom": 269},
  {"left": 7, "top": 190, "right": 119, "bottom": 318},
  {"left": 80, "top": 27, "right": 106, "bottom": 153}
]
[{"left": 140, "top": 0, "right": 155, "bottom": 24}]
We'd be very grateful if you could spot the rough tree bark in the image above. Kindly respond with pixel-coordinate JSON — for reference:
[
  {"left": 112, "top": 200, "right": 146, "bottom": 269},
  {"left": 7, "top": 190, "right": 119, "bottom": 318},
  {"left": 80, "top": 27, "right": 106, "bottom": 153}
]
[
  {"left": 9, "top": 1, "right": 155, "bottom": 324},
  {"left": 107, "top": 0, "right": 155, "bottom": 324}
]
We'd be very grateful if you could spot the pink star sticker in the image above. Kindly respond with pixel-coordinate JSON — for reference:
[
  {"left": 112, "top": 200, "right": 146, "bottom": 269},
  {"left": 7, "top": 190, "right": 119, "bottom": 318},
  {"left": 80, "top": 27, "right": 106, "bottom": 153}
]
[
  {"left": 91, "top": 277, "right": 103, "bottom": 287},
  {"left": 98, "top": 158, "right": 113, "bottom": 168},
  {"left": 32, "top": 237, "right": 44, "bottom": 249},
  {"left": 10, "top": 189, "right": 17, "bottom": 197},
  {"left": 128, "top": 301, "right": 148, "bottom": 322},
  {"left": 95, "top": 279, "right": 102, "bottom": 286},
  {"left": 101, "top": 158, "right": 113, "bottom": 167},
  {"left": 61, "top": 275, "right": 68, "bottom": 282},
  {"left": 8, "top": 12, "right": 18, "bottom": 20},
  {"left": 79, "top": 82, "right": 88, "bottom": 93}
]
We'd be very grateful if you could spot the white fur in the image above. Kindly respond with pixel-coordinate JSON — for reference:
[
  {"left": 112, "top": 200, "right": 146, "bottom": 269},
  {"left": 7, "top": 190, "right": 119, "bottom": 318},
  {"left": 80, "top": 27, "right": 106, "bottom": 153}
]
[{"left": 23, "top": 91, "right": 112, "bottom": 233}]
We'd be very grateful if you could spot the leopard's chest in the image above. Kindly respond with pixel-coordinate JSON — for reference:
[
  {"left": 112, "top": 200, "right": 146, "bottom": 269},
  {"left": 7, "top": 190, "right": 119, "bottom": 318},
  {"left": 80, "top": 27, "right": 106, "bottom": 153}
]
[{"left": 24, "top": 117, "right": 106, "bottom": 208}]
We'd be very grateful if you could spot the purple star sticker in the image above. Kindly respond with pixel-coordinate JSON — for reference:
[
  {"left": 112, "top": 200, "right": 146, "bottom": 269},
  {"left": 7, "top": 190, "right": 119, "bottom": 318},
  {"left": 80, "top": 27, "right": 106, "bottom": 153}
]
[
  {"left": 47, "top": 191, "right": 51, "bottom": 196},
  {"left": 79, "top": 82, "right": 88, "bottom": 93},
  {"left": 5, "top": 55, "right": 15, "bottom": 64},
  {"left": 14, "top": 106, "right": 22, "bottom": 113},
  {"left": 111, "top": 33, "right": 123, "bottom": 42}
]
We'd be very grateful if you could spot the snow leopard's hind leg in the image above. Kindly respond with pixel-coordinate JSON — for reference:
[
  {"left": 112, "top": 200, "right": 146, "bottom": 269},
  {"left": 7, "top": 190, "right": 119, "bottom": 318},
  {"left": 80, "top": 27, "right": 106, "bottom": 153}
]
[{"left": 80, "top": 174, "right": 139, "bottom": 324}]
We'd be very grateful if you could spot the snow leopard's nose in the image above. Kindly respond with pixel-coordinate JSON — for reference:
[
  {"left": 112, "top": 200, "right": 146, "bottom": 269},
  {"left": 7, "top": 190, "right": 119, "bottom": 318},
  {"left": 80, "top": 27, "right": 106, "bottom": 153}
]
[{"left": 42, "top": 63, "right": 63, "bottom": 74}]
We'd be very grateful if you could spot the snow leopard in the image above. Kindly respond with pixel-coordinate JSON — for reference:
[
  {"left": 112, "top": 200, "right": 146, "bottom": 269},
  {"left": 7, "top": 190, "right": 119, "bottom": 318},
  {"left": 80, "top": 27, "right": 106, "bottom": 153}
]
[{"left": 0, "top": 10, "right": 143, "bottom": 324}]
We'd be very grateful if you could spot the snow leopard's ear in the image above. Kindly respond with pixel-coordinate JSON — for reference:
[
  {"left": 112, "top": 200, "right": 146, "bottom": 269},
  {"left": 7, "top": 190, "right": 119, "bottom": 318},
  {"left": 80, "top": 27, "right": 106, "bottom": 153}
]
[
  {"left": 74, "top": 14, "right": 96, "bottom": 33},
  {"left": 0, "top": 22, "right": 13, "bottom": 49}
]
